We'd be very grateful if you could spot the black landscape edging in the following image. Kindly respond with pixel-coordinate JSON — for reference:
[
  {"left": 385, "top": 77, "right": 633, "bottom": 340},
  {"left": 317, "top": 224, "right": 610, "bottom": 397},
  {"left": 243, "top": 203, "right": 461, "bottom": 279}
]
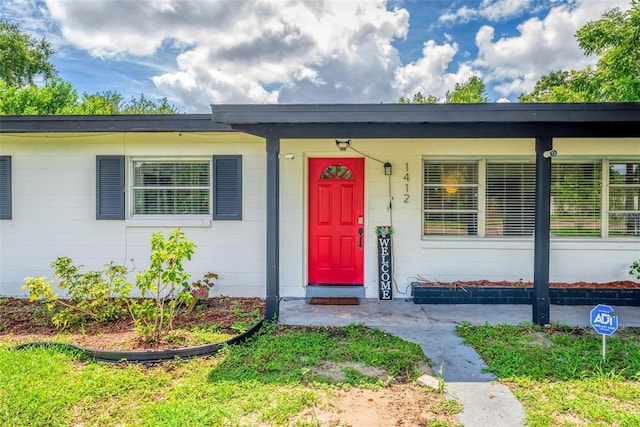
[
  {"left": 411, "top": 284, "right": 640, "bottom": 306},
  {"left": 14, "top": 318, "right": 265, "bottom": 363}
]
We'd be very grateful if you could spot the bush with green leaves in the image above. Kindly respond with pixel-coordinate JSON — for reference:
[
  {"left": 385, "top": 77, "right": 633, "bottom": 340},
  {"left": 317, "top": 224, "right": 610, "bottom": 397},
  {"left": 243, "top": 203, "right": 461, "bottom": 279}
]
[
  {"left": 630, "top": 260, "right": 640, "bottom": 280},
  {"left": 22, "top": 257, "right": 131, "bottom": 329},
  {"left": 127, "top": 229, "right": 197, "bottom": 343}
]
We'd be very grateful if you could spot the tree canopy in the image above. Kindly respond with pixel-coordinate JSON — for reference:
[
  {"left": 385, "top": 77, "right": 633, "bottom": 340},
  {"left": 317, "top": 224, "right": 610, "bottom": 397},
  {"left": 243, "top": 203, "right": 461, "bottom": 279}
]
[
  {"left": 520, "top": 0, "right": 640, "bottom": 102},
  {"left": 400, "top": 76, "right": 488, "bottom": 104},
  {"left": 0, "top": 20, "right": 56, "bottom": 87},
  {"left": 0, "top": 20, "right": 179, "bottom": 115}
]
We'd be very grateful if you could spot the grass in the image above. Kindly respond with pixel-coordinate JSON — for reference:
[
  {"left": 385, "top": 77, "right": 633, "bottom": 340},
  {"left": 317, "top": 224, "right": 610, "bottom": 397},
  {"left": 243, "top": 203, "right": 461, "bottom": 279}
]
[
  {"left": 457, "top": 322, "right": 640, "bottom": 426},
  {"left": 0, "top": 323, "right": 457, "bottom": 426}
]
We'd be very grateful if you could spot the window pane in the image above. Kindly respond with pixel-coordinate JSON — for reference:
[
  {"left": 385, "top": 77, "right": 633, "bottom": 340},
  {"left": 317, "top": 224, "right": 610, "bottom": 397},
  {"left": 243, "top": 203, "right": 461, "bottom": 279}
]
[
  {"left": 320, "top": 165, "right": 353, "bottom": 180},
  {"left": 132, "top": 160, "right": 210, "bottom": 215},
  {"left": 609, "top": 162, "right": 640, "bottom": 237},
  {"left": 423, "top": 162, "right": 478, "bottom": 236},
  {"left": 609, "top": 162, "right": 640, "bottom": 184},
  {"left": 551, "top": 163, "right": 601, "bottom": 237},
  {"left": 134, "top": 162, "right": 209, "bottom": 186},
  {"left": 486, "top": 163, "right": 535, "bottom": 236}
]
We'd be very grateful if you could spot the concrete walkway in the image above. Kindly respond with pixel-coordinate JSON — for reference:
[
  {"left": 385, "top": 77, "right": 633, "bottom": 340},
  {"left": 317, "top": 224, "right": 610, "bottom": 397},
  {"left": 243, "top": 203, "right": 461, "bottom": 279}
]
[{"left": 279, "top": 298, "right": 640, "bottom": 427}]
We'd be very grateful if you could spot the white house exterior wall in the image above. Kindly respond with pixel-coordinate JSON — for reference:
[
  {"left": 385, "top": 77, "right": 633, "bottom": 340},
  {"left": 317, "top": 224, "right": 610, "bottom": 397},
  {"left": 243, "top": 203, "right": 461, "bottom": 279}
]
[
  {"left": 278, "top": 137, "right": 640, "bottom": 299},
  {"left": 1, "top": 133, "right": 639, "bottom": 299},
  {"left": 0, "top": 132, "right": 266, "bottom": 297}
]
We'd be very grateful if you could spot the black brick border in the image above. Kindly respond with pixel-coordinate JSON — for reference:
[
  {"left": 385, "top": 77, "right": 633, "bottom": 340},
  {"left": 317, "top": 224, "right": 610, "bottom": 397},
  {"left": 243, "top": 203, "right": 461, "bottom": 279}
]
[{"left": 411, "top": 284, "right": 640, "bottom": 306}]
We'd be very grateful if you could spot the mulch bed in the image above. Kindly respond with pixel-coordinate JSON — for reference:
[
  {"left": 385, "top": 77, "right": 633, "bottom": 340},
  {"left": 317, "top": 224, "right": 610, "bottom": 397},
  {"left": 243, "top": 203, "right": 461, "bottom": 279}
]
[{"left": 0, "top": 296, "right": 265, "bottom": 351}]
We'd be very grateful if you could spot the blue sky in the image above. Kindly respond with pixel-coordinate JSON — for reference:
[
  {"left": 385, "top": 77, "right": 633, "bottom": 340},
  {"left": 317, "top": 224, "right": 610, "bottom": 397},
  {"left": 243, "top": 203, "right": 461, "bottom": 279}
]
[{"left": 1, "top": 0, "right": 630, "bottom": 112}]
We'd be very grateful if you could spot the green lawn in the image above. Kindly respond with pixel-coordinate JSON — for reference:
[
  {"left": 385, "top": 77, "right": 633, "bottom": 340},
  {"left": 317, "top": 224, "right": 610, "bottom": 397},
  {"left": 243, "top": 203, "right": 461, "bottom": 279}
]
[
  {"left": 0, "top": 324, "right": 460, "bottom": 426},
  {"left": 457, "top": 322, "right": 640, "bottom": 426}
]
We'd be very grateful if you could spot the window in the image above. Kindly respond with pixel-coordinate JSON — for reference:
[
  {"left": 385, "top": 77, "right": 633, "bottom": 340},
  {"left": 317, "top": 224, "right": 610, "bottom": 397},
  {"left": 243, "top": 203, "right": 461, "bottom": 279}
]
[
  {"left": 0, "top": 156, "right": 11, "bottom": 220},
  {"left": 96, "top": 155, "right": 242, "bottom": 220},
  {"left": 423, "top": 162, "right": 478, "bottom": 236},
  {"left": 132, "top": 159, "right": 211, "bottom": 216},
  {"left": 609, "top": 162, "right": 640, "bottom": 237},
  {"left": 320, "top": 164, "right": 353, "bottom": 180},
  {"left": 422, "top": 158, "right": 629, "bottom": 239}
]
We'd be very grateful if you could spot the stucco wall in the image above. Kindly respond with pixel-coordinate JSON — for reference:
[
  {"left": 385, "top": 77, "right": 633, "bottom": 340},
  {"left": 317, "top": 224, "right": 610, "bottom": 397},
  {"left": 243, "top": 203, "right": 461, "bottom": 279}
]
[{"left": 0, "top": 132, "right": 266, "bottom": 297}]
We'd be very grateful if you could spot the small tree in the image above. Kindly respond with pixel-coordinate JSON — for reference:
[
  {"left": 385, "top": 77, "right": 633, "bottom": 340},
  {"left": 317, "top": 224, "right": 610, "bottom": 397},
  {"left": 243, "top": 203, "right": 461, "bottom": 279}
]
[{"left": 128, "top": 229, "right": 196, "bottom": 343}]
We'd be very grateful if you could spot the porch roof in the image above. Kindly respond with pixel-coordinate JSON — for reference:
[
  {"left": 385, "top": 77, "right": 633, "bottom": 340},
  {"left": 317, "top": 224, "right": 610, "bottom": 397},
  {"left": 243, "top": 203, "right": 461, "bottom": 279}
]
[
  {"left": 209, "top": 102, "right": 640, "bottom": 326},
  {"left": 210, "top": 103, "right": 640, "bottom": 138}
]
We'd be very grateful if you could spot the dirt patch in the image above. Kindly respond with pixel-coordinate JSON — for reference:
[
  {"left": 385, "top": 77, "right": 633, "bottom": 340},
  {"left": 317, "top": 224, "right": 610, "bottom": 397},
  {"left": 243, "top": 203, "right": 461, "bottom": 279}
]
[
  {"left": 292, "top": 384, "right": 459, "bottom": 427},
  {"left": 414, "top": 280, "right": 639, "bottom": 288}
]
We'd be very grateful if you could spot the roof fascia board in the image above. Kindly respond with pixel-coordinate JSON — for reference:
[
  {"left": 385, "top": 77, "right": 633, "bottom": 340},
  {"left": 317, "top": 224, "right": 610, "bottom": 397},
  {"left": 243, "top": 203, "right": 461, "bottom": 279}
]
[
  {"left": 211, "top": 103, "right": 640, "bottom": 125},
  {"left": 0, "top": 114, "right": 232, "bottom": 133}
]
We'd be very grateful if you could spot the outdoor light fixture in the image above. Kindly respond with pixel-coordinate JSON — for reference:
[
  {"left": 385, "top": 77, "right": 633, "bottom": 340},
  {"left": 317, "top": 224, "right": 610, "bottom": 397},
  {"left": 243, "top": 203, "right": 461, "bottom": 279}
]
[
  {"left": 384, "top": 162, "right": 392, "bottom": 176},
  {"left": 278, "top": 153, "right": 295, "bottom": 160},
  {"left": 335, "top": 139, "right": 351, "bottom": 151},
  {"left": 543, "top": 149, "right": 558, "bottom": 158}
]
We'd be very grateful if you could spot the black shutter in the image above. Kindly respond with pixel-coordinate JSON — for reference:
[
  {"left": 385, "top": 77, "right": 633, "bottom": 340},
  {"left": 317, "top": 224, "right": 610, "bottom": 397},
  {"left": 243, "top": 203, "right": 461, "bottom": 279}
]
[
  {"left": 0, "top": 156, "right": 11, "bottom": 220},
  {"left": 213, "top": 155, "right": 242, "bottom": 220},
  {"left": 96, "top": 155, "right": 125, "bottom": 220}
]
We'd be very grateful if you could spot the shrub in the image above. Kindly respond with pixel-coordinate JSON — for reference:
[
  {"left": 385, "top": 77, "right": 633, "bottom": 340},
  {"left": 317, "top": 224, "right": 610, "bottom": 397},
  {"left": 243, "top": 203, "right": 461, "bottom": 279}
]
[
  {"left": 630, "top": 260, "right": 640, "bottom": 281},
  {"left": 22, "top": 258, "right": 131, "bottom": 329}
]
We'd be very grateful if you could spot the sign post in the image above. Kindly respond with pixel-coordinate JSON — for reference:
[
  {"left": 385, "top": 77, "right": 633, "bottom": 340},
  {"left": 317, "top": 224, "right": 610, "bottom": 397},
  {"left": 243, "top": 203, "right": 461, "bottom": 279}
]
[
  {"left": 590, "top": 304, "right": 618, "bottom": 359},
  {"left": 376, "top": 226, "right": 393, "bottom": 301}
]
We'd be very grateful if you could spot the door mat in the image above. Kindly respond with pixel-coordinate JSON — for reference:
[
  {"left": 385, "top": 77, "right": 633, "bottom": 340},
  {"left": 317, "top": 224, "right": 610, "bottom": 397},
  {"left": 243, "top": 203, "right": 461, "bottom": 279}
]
[{"left": 308, "top": 297, "right": 360, "bottom": 305}]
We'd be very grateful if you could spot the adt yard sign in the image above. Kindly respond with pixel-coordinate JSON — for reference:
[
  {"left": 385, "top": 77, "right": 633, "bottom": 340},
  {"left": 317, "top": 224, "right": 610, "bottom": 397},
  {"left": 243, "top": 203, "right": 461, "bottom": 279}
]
[
  {"left": 590, "top": 304, "right": 618, "bottom": 359},
  {"left": 590, "top": 304, "right": 618, "bottom": 335}
]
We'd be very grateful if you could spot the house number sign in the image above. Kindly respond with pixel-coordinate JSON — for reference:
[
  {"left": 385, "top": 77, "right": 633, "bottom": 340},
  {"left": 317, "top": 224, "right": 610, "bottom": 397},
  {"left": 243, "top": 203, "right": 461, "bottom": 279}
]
[
  {"left": 403, "top": 162, "right": 410, "bottom": 204},
  {"left": 376, "top": 226, "right": 393, "bottom": 300}
]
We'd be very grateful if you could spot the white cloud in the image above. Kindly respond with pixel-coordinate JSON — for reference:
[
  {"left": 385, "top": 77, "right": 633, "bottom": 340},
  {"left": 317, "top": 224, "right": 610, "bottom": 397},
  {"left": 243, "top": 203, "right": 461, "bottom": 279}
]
[
  {"left": 473, "top": 0, "right": 630, "bottom": 98},
  {"left": 393, "top": 40, "right": 480, "bottom": 100},
  {"left": 439, "top": 0, "right": 532, "bottom": 24},
  {"left": 44, "top": 0, "right": 411, "bottom": 109}
]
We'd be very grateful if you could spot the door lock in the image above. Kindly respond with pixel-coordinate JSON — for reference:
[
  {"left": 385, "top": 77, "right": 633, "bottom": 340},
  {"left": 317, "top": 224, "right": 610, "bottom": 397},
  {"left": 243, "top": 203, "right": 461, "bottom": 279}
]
[{"left": 358, "top": 227, "right": 363, "bottom": 247}]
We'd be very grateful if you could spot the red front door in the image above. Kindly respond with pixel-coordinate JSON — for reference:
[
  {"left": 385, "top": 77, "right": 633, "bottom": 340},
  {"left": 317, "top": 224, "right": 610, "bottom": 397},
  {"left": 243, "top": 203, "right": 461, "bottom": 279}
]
[{"left": 308, "top": 158, "right": 364, "bottom": 285}]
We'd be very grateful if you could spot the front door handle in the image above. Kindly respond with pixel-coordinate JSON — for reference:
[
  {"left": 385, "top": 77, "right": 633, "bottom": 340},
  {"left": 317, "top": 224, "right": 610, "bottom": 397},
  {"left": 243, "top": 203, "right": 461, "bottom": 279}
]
[{"left": 358, "top": 228, "right": 363, "bottom": 247}]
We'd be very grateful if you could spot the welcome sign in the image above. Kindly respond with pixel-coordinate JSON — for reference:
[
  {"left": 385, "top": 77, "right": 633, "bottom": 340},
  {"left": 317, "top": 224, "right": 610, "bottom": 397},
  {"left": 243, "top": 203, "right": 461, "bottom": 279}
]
[{"left": 376, "top": 226, "right": 393, "bottom": 301}]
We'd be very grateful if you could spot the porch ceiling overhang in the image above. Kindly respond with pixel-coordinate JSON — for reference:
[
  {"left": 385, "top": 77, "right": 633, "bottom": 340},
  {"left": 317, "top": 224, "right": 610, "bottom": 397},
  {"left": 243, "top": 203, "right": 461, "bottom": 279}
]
[{"left": 211, "top": 103, "right": 640, "bottom": 139}]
